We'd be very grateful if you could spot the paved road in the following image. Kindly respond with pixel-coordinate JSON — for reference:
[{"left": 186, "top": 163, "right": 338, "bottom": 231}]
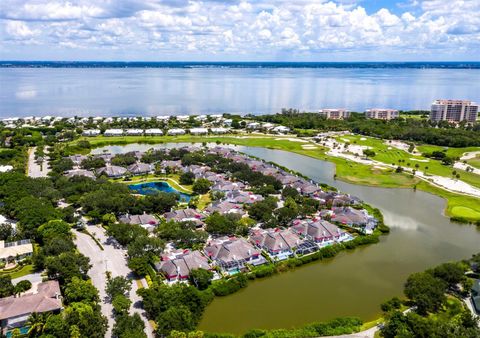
[
  {"left": 322, "top": 327, "right": 377, "bottom": 338},
  {"left": 74, "top": 225, "right": 154, "bottom": 338},
  {"left": 27, "top": 147, "right": 50, "bottom": 178}
]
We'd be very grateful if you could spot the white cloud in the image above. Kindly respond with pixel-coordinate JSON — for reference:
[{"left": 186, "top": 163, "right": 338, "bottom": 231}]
[
  {"left": 5, "top": 20, "right": 38, "bottom": 38},
  {"left": 0, "top": 0, "right": 479, "bottom": 59}
]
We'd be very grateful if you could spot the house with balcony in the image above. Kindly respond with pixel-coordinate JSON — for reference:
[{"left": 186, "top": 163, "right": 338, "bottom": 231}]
[
  {"left": 249, "top": 228, "right": 303, "bottom": 261},
  {"left": 204, "top": 237, "right": 266, "bottom": 274}
]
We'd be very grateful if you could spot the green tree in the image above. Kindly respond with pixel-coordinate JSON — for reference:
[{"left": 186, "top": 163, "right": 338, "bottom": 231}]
[
  {"left": 106, "top": 276, "right": 132, "bottom": 300},
  {"left": 27, "top": 312, "right": 51, "bottom": 337},
  {"left": 64, "top": 277, "right": 99, "bottom": 305},
  {"left": 13, "top": 280, "right": 32, "bottom": 295},
  {"left": 64, "top": 302, "right": 108, "bottom": 338},
  {"left": 189, "top": 268, "right": 214, "bottom": 290},
  {"left": 179, "top": 172, "right": 195, "bottom": 185},
  {"left": 192, "top": 178, "right": 212, "bottom": 195},
  {"left": 112, "top": 313, "right": 146, "bottom": 338},
  {"left": 155, "top": 306, "right": 196, "bottom": 336},
  {"left": 404, "top": 272, "right": 446, "bottom": 315},
  {"left": 112, "top": 294, "right": 132, "bottom": 315},
  {"left": 45, "top": 251, "right": 91, "bottom": 284},
  {"left": 0, "top": 275, "right": 14, "bottom": 297}
]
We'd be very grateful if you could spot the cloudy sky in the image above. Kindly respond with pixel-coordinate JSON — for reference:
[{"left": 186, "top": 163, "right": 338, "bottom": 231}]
[{"left": 1, "top": 0, "right": 479, "bottom": 61}]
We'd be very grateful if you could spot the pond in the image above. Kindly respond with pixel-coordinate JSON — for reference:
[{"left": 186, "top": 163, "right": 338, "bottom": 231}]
[
  {"left": 128, "top": 181, "right": 191, "bottom": 202},
  {"left": 92, "top": 143, "right": 480, "bottom": 334}
]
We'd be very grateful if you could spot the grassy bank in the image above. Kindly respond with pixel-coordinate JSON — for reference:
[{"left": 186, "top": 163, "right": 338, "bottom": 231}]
[{"left": 68, "top": 134, "right": 480, "bottom": 222}]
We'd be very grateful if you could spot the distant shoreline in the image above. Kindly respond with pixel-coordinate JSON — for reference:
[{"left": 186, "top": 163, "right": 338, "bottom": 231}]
[{"left": 1, "top": 61, "right": 480, "bottom": 69}]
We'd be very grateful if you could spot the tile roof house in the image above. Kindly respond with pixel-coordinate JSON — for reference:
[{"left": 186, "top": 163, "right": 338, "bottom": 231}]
[
  {"left": 65, "top": 169, "right": 96, "bottom": 179},
  {"left": 118, "top": 213, "right": 159, "bottom": 231},
  {"left": 164, "top": 209, "right": 205, "bottom": 227},
  {"left": 204, "top": 237, "right": 266, "bottom": 274},
  {"left": 155, "top": 250, "right": 211, "bottom": 282},
  {"left": 225, "top": 190, "right": 264, "bottom": 204},
  {"left": 144, "top": 128, "right": 164, "bottom": 136},
  {"left": 67, "top": 154, "right": 88, "bottom": 166},
  {"left": 249, "top": 228, "right": 303, "bottom": 260},
  {"left": 0, "top": 281, "right": 62, "bottom": 334},
  {"left": 127, "top": 162, "right": 152, "bottom": 175},
  {"left": 330, "top": 207, "right": 375, "bottom": 233},
  {"left": 292, "top": 219, "right": 350, "bottom": 246},
  {"left": 205, "top": 201, "right": 245, "bottom": 216},
  {"left": 97, "top": 165, "right": 127, "bottom": 178},
  {"left": 212, "top": 181, "right": 245, "bottom": 192}
]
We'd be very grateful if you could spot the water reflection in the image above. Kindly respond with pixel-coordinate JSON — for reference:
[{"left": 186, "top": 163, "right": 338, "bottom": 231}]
[{"left": 1, "top": 67, "right": 479, "bottom": 117}]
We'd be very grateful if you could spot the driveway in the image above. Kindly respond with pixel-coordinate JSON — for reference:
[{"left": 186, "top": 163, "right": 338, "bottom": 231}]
[
  {"left": 74, "top": 225, "right": 154, "bottom": 338},
  {"left": 12, "top": 272, "right": 43, "bottom": 285}
]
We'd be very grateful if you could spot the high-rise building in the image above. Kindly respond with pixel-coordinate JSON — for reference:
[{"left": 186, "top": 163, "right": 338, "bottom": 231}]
[
  {"left": 430, "top": 100, "right": 478, "bottom": 123},
  {"left": 318, "top": 109, "right": 351, "bottom": 120},
  {"left": 365, "top": 109, "right": 399, "bottom": 120}
]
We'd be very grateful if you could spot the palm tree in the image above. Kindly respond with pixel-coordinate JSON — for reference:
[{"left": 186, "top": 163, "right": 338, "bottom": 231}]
[{"left": 27, "top": 312, "right": 50, "bottom": 337}]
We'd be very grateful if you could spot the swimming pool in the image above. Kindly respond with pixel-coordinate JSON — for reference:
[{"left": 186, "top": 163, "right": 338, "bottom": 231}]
[{"left": 128, "top": 181, "right": 191, "bottom": 202}]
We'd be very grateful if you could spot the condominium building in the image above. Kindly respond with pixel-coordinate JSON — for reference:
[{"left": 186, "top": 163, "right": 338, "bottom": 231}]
[
  {"left": 430, "top": 100, "right": 478, "bottom": 123},
  {"left": 319, "top": 109, "right": 351, "bottom": 120},
  {"left": 365, "top": 109, "right": 399, "bottom": 120}
]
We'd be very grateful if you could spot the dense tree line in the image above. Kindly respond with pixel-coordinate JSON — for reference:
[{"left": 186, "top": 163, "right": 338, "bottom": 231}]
[
  {"left": 252, "top": 111, "right": 480, "bottom": 147},
  {"left": 380, "top": 256, "right": 480, "bottom": 338}
]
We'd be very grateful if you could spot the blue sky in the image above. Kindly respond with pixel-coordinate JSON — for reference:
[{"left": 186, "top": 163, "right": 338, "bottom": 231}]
[{"left": 1, "top": 0, "right": 479, "bottom": 61}]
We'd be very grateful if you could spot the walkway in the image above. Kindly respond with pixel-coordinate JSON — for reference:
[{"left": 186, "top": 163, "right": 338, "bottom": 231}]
[{"left": 74, "top": 225, "right": 154, "bottom": 338}]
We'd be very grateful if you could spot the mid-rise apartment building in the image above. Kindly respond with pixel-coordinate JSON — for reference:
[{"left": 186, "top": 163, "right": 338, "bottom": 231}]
[
  {"left": 365, "top": 109, "right": 399, "bottom": 120},
  {"left": 319, "top": 109, "right": 351, "bottom": 120},
  {"left": 430, "top": 99, "right": 478, "bottom": 123}
]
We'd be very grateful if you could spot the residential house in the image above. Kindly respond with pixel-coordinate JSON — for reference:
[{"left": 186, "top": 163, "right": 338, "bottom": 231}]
[
  {"left": 82, "top": 129, "right": 101, "bottom": 137},
  {"left": 0, "top": 240, "right": 33, "bottom": 263},
  {"left": 145, "top": 128, "right": 164, "bottom": 136},
  {"left": 67, "top": 154, "right": 88, "bottom": 166},
  {"left": 189, "top": 128, "right": 208, "bottom": 135},
  {"left": 125, "top": 129, "right": 144, "bottom": 136},
  {"left": 250, "top": 228, "right": 303, "bottom": 260},
  {"left": 167, "top": 128, "right": 186, "bottom": 136},
  {"left": 292, "top": 219, "right": 350, "bottom": 246},
  {"left": 225, "top": 190, "right": 263, "bottom": 204},
  {"left": 272, "top": 126, "right": 290, "bottom": 134},
  {"left": 205, "top": 201, "right": 245, "bottom": 216},
  {"left": 104, "top": 129, "right": 124, "bottom": 136},
  {"left": 204, "top": 237, "right": 266, "bottom": 274},
  {"left": 164, "top": 208, "right": 205, "bottom": 227},
  {"left": 65, "top": 169, "right": 96, "bottom": 179},
  {"left": 330, "top": 207, "right": 375, "bottom": 233},
  {"left": 155, "top": 250, "right": 211, "bottom": 282},
  {"left": 127, "top": 163, "right": 152, "bottom": 175},
  {"left": 118, "top": 213, "right": 159, "bottom": 232},
  {"left": 210, "top": 127, "right": 229, "bottom": 134},
  {"left": 0, "top": 281, "right": 63, "bottom": 335},
  {"left": 97, "top": 165, "right": 127, "bottom": 178},
  {"left": 246, "top": 122, "right": 261, "bottom": 130}
]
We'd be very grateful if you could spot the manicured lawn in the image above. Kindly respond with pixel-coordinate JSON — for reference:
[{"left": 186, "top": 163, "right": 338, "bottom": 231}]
[
  {"left": 336, "top": 135, "right": 480, "bottom": 189},
  {"left": 0, "top": 264, "right": 35, "bottom": 279},
  {"left": 197, "top": 194, "right": 211, "bottom": 210}
]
